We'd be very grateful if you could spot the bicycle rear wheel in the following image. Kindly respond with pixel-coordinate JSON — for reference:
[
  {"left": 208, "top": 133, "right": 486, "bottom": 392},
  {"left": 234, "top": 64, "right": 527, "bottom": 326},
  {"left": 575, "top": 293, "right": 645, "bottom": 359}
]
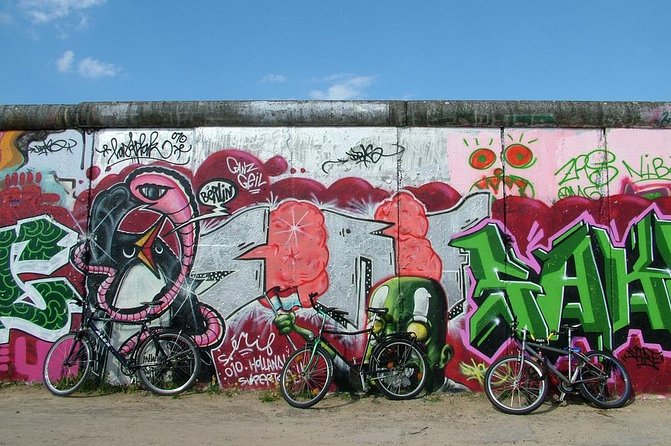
[
  {"left": 136, "top": 331, "right": 201, "bottom": 396},
  {"left": 579, "top": 350, "right": 631, "bottom": 408},
  {"left": 484, "top": 355, "right": 548, "bottom": 415},
  {"left": 371, "top": 338, "right": 429, "bottom": 400},
  {"left": 280, "top": 345, "right": 334, "bottom": 408},
  {"left": 43, "top": 332, "right": 93, "bottom": 396}
]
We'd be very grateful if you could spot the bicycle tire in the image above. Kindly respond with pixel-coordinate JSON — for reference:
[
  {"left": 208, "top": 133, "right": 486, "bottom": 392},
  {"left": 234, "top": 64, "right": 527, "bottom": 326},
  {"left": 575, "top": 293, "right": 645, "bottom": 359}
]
[
  {"left": 371, "top": 338, "right": 429, "bottom": 400},
  {"left": 136, "top": 331, "right": 201, "bottom": 396},
  {"left": 279, "top": 345, "right": 334, "bottom": 408},
  {"left": 43, "top": 332, "right": 93, "bottom": 396},
  {"left": 578, "top": 350, "right": 632, "bottom": 408},
  {"left": 484, "top": 355, "right": 548, "bottom": 415}
]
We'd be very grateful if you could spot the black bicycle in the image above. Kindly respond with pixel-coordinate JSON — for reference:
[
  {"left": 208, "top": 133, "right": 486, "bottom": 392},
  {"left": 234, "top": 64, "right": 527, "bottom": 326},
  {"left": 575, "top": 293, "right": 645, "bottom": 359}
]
[
  {"left": 484, "top": 320, "right": 632, "bottom": 414},
  {"left": 266, "top": 289, "right": 430, "bottom": 408},
  {"left": 42, "top": 296, "right": 201, "bottom": 396}
]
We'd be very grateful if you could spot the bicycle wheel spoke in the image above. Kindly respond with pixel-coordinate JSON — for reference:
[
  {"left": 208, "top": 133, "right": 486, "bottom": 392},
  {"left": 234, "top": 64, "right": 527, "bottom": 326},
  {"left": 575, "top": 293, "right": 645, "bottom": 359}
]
[
  {"left": 579, "top": 351, "right": 631, "bottom": 408},
  {"left": 136, "top": 332, "right": 200, "bottom": 396},
  {"left": 280, "top": 346, "right": 333, "bottom": 408},
  {"left": 485, "top": 355, "right": 548, "bottom": 414},
  {"left": 290, "top": 353, "right": 327, "bottom": 398},
  {"left": 43, "top": 333, "right": 92, "bottom": 396},
  {"left": 372, "top": 338, "right": 428, "bottom": 400}
]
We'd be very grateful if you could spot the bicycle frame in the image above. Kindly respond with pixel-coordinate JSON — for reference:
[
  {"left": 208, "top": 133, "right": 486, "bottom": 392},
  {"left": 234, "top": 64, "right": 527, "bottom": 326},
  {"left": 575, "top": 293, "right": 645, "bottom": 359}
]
[
  {"left": 264, "top": 289, "right": 417, "bottom": 389},
  {"left": 484, "top": 320, "right": 632, "bottom": 414},
  {"left": 514, "top": 325, "right": 606, "bottom": 400},
  {"left": 83, "top": 311, "right": 148, "bottom": 372},
  {"left": 313, "top": 307, "right": 384, "bottom": 374},
  {"left": 75, "top": 297, "right": 178, "bottom": 377}
]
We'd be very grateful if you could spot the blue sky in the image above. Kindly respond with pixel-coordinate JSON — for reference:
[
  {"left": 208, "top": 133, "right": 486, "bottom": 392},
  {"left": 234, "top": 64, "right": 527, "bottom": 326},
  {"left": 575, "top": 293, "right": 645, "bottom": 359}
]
[{"left": 1, "top": 1, "right": 670, "bottom": 104}]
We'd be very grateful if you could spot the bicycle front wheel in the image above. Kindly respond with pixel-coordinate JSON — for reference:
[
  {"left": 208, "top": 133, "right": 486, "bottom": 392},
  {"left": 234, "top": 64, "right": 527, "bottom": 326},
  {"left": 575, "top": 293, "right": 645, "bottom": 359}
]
[
  {"left": 280, "top": 345, "right": 334, "bottom": 408},
  {"left": 371, "top": 338, "right": 429, "bottom": 400},
  {"left": 136, "top": 331, "right": 201, "bottom": 396},
  {"left": 484, "top": 355, "right": 548, "bottom": 415},
  {"left": 43, "top": 332, "right": 93, "bottom": 396},
  {"left": 579, "top": 350, "right": 631, "bottom": 408}
]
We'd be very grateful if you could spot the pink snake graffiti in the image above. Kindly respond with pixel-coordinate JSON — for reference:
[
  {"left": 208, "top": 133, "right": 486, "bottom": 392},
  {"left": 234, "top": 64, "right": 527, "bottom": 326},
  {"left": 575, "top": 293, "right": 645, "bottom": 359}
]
[{"left": 73, "top": 167, "right": 223, "bottom": 350}]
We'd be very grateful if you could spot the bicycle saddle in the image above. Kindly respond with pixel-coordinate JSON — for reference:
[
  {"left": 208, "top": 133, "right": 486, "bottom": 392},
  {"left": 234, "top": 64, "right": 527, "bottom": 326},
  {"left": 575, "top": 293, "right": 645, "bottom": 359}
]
[{"left": 560, "top": 322, "right": 581, "bottom": 330}]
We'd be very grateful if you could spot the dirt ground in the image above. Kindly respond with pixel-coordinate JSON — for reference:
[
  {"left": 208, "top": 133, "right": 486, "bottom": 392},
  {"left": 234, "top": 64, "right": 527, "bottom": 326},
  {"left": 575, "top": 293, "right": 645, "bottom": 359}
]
[{"left": 1, "top": 384, "right": 670, "bottom": 446}]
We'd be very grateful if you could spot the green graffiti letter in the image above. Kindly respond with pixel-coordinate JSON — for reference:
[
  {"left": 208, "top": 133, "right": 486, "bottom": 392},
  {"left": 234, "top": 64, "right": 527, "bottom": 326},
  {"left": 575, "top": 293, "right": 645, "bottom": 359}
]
[
  {"left": 626, "top": 214, "right": 671, "bottom": 334},
  {"left": 534, "top": 222, "right": 611, "bottom": 349},
  {"left": 451, "top": 224, "right": 545, "bottom": 348},
  {"left": 0, "top": 216, "right": 80, "bottom": 343}
]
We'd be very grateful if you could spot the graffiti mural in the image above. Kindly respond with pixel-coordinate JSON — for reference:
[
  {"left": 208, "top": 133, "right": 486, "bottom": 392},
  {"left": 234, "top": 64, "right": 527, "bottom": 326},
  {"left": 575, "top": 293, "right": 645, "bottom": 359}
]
[
  {"left": 0, "top": 124, "right": 670, "bottom": 396},
  {"left": 0, "top": 131, "right": 86, "bottom": 381}
]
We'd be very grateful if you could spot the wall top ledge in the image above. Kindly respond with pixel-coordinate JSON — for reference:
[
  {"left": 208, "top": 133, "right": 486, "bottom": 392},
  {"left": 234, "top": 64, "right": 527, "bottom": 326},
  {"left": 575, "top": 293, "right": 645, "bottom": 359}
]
[{"left": 2, "top": 100, "right": 671, "bottom": 130}]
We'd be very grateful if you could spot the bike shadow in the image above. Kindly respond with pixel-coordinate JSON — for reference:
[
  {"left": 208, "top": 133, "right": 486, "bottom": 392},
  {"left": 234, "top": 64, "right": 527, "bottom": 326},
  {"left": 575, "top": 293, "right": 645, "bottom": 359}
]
[
  {"left": 305, "top": 392, "right": 364, "bottom": 410},
  {"left": 309, "top": 390, "right": 431, "bottom": 410},
  {"left": 538, "top": 391, "right": 636, "bottom": 413}
]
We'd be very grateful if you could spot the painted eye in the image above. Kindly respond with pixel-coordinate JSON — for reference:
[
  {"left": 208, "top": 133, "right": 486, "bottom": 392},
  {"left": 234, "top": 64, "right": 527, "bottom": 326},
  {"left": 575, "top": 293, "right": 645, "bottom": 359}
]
[
  {"left": 504, "top": 144, "right": 535, "bottom": 168},
  {"left": 469, "top": 148, "right": 496, "bottom": 170},
  {"left": 122, "top": 247, "right": 136, "bottom": 258},
  {"left": 136, "top": 184, "right": 170, "bottom": 201},
  {"left": 155, "top": 244, "right": 163, "bottom": 254}
]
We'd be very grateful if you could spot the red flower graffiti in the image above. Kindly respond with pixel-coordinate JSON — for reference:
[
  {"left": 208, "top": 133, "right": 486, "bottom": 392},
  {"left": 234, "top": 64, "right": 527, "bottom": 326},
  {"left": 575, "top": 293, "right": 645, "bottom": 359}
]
[
  {"left": 374, "top": 191, "right": 442, "bottom": 281},
  {"left": 246, "top": 200, "right": 329, "bottom": 306}
]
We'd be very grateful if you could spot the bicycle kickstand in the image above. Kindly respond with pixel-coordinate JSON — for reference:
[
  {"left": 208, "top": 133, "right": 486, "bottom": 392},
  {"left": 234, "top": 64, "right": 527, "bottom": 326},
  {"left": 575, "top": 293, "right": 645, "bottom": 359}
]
[{"left": 557, "top": 390, "right": 568, "bottom": 406}]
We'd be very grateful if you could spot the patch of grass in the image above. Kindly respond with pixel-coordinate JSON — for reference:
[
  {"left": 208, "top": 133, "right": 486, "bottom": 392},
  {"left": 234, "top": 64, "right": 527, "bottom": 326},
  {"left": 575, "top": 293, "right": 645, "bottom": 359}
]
[
  {"left": 461, "top": 390, "right": 480, "bottom": 400},
  {"left": 206, "top": 376, "right": 221, "bottom": 395},
  {"left": 424, "top": 393, "right": 443, "bottom": 403},
  {"left": 77, "top": 378, "right": 99, "bottom": 393},
  {"left": 224, "top": 385, "right": 241, "bottom": 397},
  {"left": 77, "top": 375, "right": 141, "bottom": 395},
  {"left": 0, "top": 380, "right": 41, "bottom": 389},
  {"left": 259, "top": 388, "right": 281, "bottom": 403},
  {"left": 335, "top": 391, "right": 358, "bottom": 401},
  {"left": 193, "top": 376, "right": 242, "bottom": 397}
]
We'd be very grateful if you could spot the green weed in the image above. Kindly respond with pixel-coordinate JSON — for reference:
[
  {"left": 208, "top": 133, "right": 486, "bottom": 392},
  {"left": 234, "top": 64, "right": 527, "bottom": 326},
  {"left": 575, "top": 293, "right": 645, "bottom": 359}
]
[
  {"left": 224, "top": 385, "right": 241, "bottom": 397},
  {"left": 206, "top": 376, "right": 221, "bottom": 395},
  {"left": 259, "top": 388, "right": 281, "bottom": 403}
]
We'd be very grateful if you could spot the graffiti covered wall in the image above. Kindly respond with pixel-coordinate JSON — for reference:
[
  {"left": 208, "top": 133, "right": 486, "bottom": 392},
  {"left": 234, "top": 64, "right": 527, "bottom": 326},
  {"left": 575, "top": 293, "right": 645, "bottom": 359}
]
[{"left": 1, "top": 101, "right": 671, "bottom": 395}]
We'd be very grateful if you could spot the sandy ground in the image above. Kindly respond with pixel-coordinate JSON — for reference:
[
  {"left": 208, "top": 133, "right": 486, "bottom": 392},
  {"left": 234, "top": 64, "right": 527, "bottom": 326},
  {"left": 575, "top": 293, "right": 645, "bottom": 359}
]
[{"left": 1, "top": 384, "right": 670, "bottom": 446}]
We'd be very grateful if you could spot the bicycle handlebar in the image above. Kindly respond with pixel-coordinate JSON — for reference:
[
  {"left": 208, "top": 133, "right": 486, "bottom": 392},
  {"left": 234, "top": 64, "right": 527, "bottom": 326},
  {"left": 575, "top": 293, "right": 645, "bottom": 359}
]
[{"left": 509, "top": 312, "right": 581, "bottom": 342}]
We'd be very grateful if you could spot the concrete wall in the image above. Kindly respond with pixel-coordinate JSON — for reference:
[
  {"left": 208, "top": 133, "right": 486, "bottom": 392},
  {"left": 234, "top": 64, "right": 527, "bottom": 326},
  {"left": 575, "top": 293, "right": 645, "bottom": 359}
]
[{"left": 1, "top": 101, "right": 671, "bottom": 394}]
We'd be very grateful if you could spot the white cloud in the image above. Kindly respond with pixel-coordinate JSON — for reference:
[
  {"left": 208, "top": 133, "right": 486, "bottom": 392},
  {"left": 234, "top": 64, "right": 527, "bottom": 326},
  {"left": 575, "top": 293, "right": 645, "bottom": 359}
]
[
  {"left": 55, "top": 50, "right": 121, "bottom": 78},
  {"left": 310, "top": 75, "right": 375, "bottom": 100},
  {"left": 19, "top": 0, "right": 106, "bottom": 24},
  {"left": 261, "top": 74, "right": 287, "bottom": 83},
  {"left": 78, "top": 57, "right": 120, "bottom": 78},
  {"left": 56, "top": 49, "right": 74, "bottom": 72}
]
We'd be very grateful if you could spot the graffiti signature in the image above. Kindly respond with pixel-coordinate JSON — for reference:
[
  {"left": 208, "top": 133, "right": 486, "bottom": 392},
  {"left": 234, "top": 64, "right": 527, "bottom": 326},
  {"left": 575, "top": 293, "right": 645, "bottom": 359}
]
[
  {"left": 555, "top": 149, "right": 618, "bottom": 199},
  {"left": 623, "top": 346, "right": 664, "bottom": 370},
  {"left": 217, "top": 331, "right": 276, "bottom": 366},
  {"left": 29, "top": 138, "right": 78, "bottom": 156},
  {"left": 96, "top": 131, "right": 192, "bottom": 167},
  {"left": 622, "top": 155, "right": 671, "bottom": 182},
  {"left": 226, "top": 157, "right": 267, "bottom": 194},
  {"left": 321, "top": 144, "right": 405, "bottom": 173}
]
